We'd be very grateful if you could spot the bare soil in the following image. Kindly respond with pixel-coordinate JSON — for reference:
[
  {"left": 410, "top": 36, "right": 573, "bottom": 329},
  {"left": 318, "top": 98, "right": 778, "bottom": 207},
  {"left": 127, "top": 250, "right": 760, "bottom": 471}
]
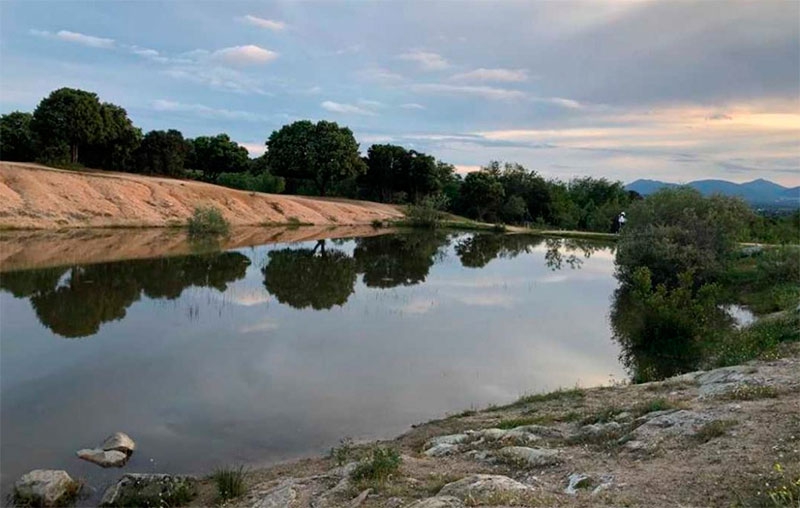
[{"left": 0, "top": 162, "right": 403, "bottom": 230}]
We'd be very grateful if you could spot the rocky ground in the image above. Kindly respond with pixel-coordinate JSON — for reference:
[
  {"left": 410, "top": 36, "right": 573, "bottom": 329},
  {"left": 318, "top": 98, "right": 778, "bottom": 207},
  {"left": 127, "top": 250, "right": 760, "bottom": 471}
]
[
  {"left": 13, "top": 348, "right": 799, "bottom": 507},
  {"left": 177, "top": 346, "right": 799, "bottom": 508}
]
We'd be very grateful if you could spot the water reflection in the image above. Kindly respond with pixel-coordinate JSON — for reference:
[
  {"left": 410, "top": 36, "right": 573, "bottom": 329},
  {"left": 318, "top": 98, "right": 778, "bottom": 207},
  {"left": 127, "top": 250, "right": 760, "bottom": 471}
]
[{"left": 0, "top": 253, "right": 251, "bottom": 338}]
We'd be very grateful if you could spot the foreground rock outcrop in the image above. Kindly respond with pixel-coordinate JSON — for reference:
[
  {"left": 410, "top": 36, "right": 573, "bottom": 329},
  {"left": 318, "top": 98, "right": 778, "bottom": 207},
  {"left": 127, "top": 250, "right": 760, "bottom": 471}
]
[{"left": 13, "top": 469, "right": 78, "bottom": 507}]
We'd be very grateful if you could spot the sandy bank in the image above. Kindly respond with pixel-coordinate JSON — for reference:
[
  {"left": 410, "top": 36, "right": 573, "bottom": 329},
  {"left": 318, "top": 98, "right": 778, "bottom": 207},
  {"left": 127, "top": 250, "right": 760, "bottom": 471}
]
[{"left": 0, "top": 162, "right": 404, "bottom": 230}]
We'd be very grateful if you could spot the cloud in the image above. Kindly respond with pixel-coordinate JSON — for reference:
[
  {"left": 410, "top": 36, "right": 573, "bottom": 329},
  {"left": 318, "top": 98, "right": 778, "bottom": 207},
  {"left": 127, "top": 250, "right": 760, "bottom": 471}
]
[
  {"left": 356, "top": 68, "right": 404, "bottom": 83},
  {"left": 400, "top": 103, "right": 426, "bottom": 110},
  {"left": 398, "top": 50, "right": 450, "bottom": 70},
  {"left": 321, "top": 100, "right": 376, "bottom": 115},
  {"left": 449, "top": 68, "right": 529, "bottom": 83},
  {"left": 239, "top": 319, "right": 279, "bottom": 333},
  {"left": 409, "top": 83, "right": 525, "bottom": 100},
  {"left": 240, "top": 14, "right": 286, "bottom": 31},
  {"left": 240, "top": 142, "right": 267, "bottom": 157},
  {"left": 30, "top": 29, "right": 115, "bottom": 49},
  {"left": 163, "top": 66, "right": 268, "bottom": 95},
  {"left": 151, "top": 99, "right": 267, "bottom": 121},
  {"left": 454, "top": 164, "right": 480, "bottom": 174},
  {"left": 210, "top": 45, "right": 278, "bottom": 66}
]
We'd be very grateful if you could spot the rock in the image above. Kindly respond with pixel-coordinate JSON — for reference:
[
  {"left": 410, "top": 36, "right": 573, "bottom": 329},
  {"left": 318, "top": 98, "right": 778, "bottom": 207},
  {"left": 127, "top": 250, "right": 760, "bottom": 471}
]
[
  {"left": 14, "top": 470, "right": 78, "bottom": 507},
  {"left": 592, "top": 475, "right": 614, "bottom": 495},
  {"left": 101, "top": 432, "right": 135, "bottom": 454},
  {"left": 498, "top": 446, "right": 560, "bottom": 467},
  {"left": 404, "top": 496, "right": 465, "bottom": 507},
  {"left": 579, "top": 421, "right": 622, "bottom": 438},
  {"left": 100, "top": 473, "right": 197, "bottom": 507},
  {"left": 349, "top": 488, "right": 372, "bottom": 507},
  {"left": 250, "top": 479, "right": 298, "bottom": 508},
  {"left": 424, "top": 443, "right": 459, "bottom": 457},
  {"left": 77, "top": 448, "right": 129, "bottom": 467},
  {"left": 423, "top": 433, "right": 468, "bottom": 450},
  {"left": 564, "top": 473, "right": 592, "bottom": 495},
  {"left": 438, "top": 474, "right": 535, "bottom": 504},
  {"left": 478, "top": 428, "right": 508, "bottom": 440},
  {"left": 613, "top": 411, "right": 633, "bottom": 422},
  {"left": 626, "top": 410, "right": 715, "bottom": 450},
  {"left": 385, "top": 497, "right": 405, "bottom": 508}
]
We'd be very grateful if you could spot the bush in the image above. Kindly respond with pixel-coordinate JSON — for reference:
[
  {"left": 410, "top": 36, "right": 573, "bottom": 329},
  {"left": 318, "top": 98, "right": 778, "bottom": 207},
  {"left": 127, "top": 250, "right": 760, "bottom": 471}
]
[
  {"left": 350, "top": 446, "right": 401, "bottom": 484},
  {"left": 212, "top": 465, "right": 247, "bottom": 501},
  {"left": 406, "top": 194, "right": 449, "bottom": 228},
  {"left": 216, "top": 171, "right": 285, "bottom": 194},
  {"left": 187, "top": 206, "right": 230, "bottom": 236}
]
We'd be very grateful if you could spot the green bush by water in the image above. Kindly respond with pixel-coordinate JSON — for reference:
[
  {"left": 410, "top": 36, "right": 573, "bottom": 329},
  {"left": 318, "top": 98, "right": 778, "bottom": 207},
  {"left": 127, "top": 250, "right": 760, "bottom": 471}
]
[{"left": 187, "top": 206, "right": 230, "bottom": 237}]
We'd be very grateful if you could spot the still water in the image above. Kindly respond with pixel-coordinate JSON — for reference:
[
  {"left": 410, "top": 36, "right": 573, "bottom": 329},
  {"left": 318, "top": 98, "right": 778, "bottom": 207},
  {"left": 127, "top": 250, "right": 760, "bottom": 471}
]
[{"left": 0, "top": 231, "right": 623, "bottom": 496}]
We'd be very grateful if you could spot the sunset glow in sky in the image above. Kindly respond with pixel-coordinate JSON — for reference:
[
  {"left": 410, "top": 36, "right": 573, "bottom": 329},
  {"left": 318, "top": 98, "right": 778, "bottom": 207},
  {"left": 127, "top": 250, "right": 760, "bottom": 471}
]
[{"left": 1, "top": 1, "right": 798, "bottom": 185}]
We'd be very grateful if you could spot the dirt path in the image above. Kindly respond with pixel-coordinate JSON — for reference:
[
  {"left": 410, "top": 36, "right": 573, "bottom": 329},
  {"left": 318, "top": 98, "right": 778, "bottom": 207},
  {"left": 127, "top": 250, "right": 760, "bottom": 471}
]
[{"left": 0, "top": 163, "right": 404, "bottom": 229}]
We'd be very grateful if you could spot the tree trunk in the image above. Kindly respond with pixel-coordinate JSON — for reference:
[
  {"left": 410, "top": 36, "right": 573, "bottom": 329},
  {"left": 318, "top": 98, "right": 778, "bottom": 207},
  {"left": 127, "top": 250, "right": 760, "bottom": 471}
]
[{"left": 70, "top": 144, "right": 79, "bottom": 164}]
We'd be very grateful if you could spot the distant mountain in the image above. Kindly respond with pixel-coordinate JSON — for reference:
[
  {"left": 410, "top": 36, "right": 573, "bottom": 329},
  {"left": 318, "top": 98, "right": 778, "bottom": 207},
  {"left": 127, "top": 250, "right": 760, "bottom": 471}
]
[{"left": 625, "top": 178, "right": 800, "bottom": 208}]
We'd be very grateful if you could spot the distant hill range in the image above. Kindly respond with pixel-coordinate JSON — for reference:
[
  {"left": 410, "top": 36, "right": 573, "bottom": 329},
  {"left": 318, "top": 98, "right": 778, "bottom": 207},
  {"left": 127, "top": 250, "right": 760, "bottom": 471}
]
[{"left": 625, "top": 178, "right": 800, "bottom": 209}]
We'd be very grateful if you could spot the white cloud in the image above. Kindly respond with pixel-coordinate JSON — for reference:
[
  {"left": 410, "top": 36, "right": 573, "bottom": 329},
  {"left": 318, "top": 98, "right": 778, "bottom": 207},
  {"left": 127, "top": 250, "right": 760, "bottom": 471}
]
[
  {"left": 400, "top": 103, "right": 426, "bottom": 110},
  {"left": 151, "top": 99, "right": 267, "bottom": 121},
  {"left": 30, "top": 29, "right": 115, "bottom": 49},
  {"left": 357, "top": 68, "right": 404, "bottom": 83},
  {"left": 239, "top": 319, "right": 279, "bottom": 333},
  {"left": 240, "top": 142, "right": 267, "bottom": 157},
  {"left": 449, "top": 68, "right": 529, "bottom": 83},
  {"left": 410, "top": 83, "right": 525, "bottom": 100},
  {"left": 240, "top": 14, "right": 286, "bottom": 31},
  {"left": 454, "top": 164, "right": 481, "bottom": 174},
  {"left": 398, "top": 50, "right": 450, "bottom": 70},
  {"left": 210, "top": 45, "right": 278, "bottom": 66},
  {"left": 321, "top": 100, "right": 376, "bottom": 115},
  {"left": 163, "top": 66, "right": 267, "bottom": 95}
]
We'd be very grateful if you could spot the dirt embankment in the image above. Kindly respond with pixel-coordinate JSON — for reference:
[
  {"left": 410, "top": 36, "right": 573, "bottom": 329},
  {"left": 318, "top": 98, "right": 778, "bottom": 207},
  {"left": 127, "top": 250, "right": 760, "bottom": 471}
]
[{"left": 0, "top": 162, "right": 404, "bottom": 230}]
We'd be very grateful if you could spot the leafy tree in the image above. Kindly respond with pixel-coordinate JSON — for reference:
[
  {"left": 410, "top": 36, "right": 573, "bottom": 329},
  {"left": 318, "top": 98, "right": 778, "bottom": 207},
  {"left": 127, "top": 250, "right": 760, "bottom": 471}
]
[
  {"left": 0, "top": 111, "right": 36, "bottom": 161},
  {"left": 266, "top": 120, "right": 366, "bottom": 196},
  {"left": 134, "top": 129, "right": 189, "bottom": 176},
  {"left": 83, "top": 103, "right": 142, "bottom": 171},
  {"left": 615, "top": 187, "right": 752, "bottom": 288},
  {"left": 262, "top": 240, "right": 357, "bottom": 309},
  {"left": 31, "top": 88, "right": 104, "bottom": 164},
  {"left": 187, "top": 134, "right": 250, "bottom": 182},
  {"left": 363, "top": 144, "right": 409, "bottom": 202},
  {"left": 458, "top": 169, "right": 505, "bottom": 221}
]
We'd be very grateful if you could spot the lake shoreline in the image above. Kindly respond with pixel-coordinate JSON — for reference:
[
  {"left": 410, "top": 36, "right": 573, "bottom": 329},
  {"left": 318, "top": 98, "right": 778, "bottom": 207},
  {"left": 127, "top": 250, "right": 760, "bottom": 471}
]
[{"left": 175, "top": 345, "right": 798, "bottom": 507}]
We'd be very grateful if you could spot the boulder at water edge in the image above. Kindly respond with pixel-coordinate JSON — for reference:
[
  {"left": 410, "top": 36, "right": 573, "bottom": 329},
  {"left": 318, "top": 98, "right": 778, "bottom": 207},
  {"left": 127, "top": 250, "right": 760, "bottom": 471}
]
[{"left": 14, "top": 469, "right": 79, "bottom": 507}]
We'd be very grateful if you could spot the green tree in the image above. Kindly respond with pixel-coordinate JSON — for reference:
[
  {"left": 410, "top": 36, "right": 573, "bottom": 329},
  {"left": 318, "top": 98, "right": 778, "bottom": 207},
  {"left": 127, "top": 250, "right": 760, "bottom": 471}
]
[
  {"left": 31, "top": 88, "right": 104, "bottom": 164},
  {"left": 363, "top": 144, "right": 408, "bottom": 202},
  {"left": 266, "top": 120, "right": 366, "bottom": 196},
  {"left": 615, "top": 187, "right": 752, "bottom": 288},
  {"left": 135, "top": 129, "right": 189, "bottom": 176},
  {"left": 187, "top": 134, "right": 250, "bottom": 182},
  {"left": 83, "top": 103, "right": 142, "bottom": 171},
  {"left": 0, "top": 111, "right": 36, "bottom": 161},
  {"left": 458, "top": 169, "right": 505, "bottom": 221}
]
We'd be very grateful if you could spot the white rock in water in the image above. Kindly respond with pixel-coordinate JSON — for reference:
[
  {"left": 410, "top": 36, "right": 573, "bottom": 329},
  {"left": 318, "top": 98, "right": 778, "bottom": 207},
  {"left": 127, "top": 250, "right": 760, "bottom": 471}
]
[
  {"left": 498, "top": 446, "right": 560, "bottom": 467},
  {"left": 102, "top": 432, "right": 135, "bottom": 454},
  {"left": 77, "top": 448, "right": 129, "bottom": 467},
  {"left": 14, "top": 469, "right": 77, "bottom": 507}
]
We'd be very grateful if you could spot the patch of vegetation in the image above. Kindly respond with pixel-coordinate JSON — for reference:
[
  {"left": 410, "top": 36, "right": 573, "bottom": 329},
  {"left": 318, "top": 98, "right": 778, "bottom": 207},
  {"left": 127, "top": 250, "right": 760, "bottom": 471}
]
[
  {"left": 694, "top": 420, "right": 737, "bottom": 443},
  {"left": 187, "top": 206, "right": 229, "bottom": 237},
  {"left": 406, "top": 195, "right": 449, "bottom": 229},
  {"left": 581, "top": 407, "right": 623, "bottom": 425},
  {"left": 330, "top": 437, "right": 355, "bottom": 466},
  {"left": 514, "top": 387, "right": 586, "bottom": 406},
  {"left": 350, "top": 446, "right": 401, "bottom": 485},
  {"left": 371, "top": 219, "right": 385, "bottom": 228},
  {"left": 765, "top": 463, "right": 800, "bottom": 507},
  {"left": 725, "top": 384, "right": 780, "bottom": 401},
  {"left": 216, "top": 171, "right": 285, "bottom": 194},
  {"left": 711, "top": 310, "right": 800, "bottom": 368},
  {"left": 212, "top": 465, "right": 247, "bottom": 501},
  {"left": 632, "top": 398, "right": 678, "bottom": 417},
  {"left": 495, "top": 417, "right": 542, "bottom": 429}
]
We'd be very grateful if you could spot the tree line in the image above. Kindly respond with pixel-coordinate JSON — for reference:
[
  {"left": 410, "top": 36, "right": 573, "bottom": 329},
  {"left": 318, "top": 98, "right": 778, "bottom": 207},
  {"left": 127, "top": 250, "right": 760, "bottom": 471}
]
[{"left": 2, "top": 87, "right": 641, "bottom": 232}]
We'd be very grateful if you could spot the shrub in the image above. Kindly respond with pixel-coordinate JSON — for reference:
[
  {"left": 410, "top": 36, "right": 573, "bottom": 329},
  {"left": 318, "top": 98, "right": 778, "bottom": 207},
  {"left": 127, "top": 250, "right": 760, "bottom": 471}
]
[
  {"left": 694, "top": 420, "right": 737, "bottom": 443},
  {"left": 212, "top": 465, "right": 247, "bottom": 501},
  {"left": 406, "top": 194, "right": 449, "bottom": 228},
  {"left": 350, "top": 446, "right": 401, "bottom": 484},
  {"left": 217, "top": 172, "right": 285, "bottom": 194},
  {"left": 187, "top": 206, "right": 230, "bottom": 236},
  {"left": 330, "top": 437, "right": 355, "bottom": 466}
]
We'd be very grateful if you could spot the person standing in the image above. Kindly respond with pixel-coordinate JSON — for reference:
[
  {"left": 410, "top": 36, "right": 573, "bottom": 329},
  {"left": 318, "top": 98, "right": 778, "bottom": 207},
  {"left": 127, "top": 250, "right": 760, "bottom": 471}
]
[{"left": 617, "top": 211, "right": 627, "bottom": 232}]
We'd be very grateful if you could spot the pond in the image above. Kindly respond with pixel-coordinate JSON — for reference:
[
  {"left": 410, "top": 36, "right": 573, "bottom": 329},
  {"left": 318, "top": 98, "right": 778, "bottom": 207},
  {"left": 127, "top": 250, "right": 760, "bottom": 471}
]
[{"left": 0, "top": 230, "right": 623, "bottom": 499}]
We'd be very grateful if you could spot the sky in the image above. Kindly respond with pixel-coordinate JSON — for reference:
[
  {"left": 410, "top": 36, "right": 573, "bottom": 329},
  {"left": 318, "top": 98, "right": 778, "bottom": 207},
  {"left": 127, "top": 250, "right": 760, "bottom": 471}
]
[{"left": 1, "top": 1, "right": 798, "bottom": 185}]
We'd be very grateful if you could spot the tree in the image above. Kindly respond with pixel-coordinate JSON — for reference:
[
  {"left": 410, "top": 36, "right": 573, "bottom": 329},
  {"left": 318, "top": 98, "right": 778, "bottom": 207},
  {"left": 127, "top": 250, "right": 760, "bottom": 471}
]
[
  {"left": 31, "top": 88, "right": 104, "bottom": 164},
  {"left": 458, "top": 169, "right": 505, "bottom": 221},
  {"left": 134, "top": 129, "right": 189, "bottom": 176},
  {"left": 362, "top": 144, "right": 408, "bottom": 202},
  {"left": 615, "top": 187, "right": 752, "bottom": 288},
  {"left": 187, "top": 134, "right": 250, "bottom": 182},
  {"left": 266, "top": 120, "right": 366, "bottom": 196},
  {"left": 83, "top": 103, "right": 142, "bottom": 171},
  {"left": 0, "top": 112, "right": 36, "bottom": 161}
]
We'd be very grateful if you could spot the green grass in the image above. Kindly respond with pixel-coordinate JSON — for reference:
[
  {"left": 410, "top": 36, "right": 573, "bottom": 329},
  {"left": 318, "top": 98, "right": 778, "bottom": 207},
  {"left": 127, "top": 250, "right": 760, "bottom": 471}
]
[
  {"left": 495, "top": 417, "right": 542, "bottom": 429},
  {"left": 330, "top": 437, "right": 355, "bottom": 466},
  {"left": 693, "top": 420, "right": 737, "bottom": 443},
  {"left": 632, "top": 397, "right": 678, "bottom": 417},
  {"left": 514, "top": 387, "right": 586, "bottom": 406},
  {"left": 187, "top": 206, "right": 229, "bottom": 236},
  {"left": 725, "top": 384, "right": 780, "bottom": 401},
  {"left": 212, "top": 465, "right": 247, "bottom": 501},
  {"left": 350, "top": 447, "right": 402, "bottom": 485},
  {"left": 711, "top": 310, "right": 800, "bottom": 368}
]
